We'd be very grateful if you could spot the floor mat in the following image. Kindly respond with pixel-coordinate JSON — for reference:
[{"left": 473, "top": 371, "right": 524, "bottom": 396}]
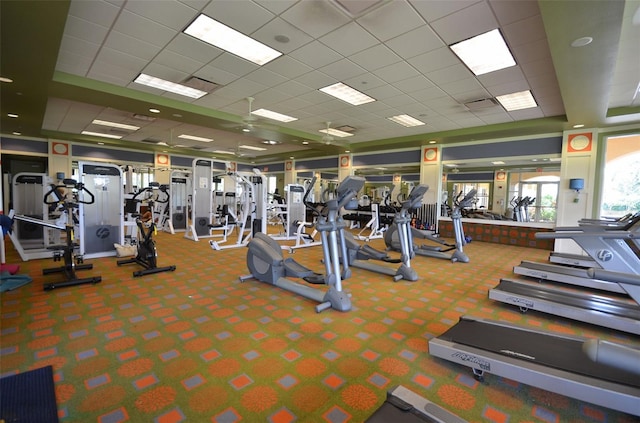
[{"left": 0, "top": 365, "right": 59, "bottom": 423}]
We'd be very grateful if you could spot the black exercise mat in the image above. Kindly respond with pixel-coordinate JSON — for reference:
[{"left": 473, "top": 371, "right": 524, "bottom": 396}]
[{"left": 0, "top": 365, "right": 59, "bottom": 423}]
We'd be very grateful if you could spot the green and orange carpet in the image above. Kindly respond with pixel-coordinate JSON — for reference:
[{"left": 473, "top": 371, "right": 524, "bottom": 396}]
[{"left": 0, "top": 230, "right": 637, "bottom": 422}]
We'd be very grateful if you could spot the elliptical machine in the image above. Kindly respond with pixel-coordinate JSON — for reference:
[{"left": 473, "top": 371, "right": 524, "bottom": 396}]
[
  {"left": 241, "top": 175, "right": 365, "bottom": 313},
  {"left": 342, "top": 184, "right": 428, "bottom": 282},
  {"left": 117, "top": 184, "right": 177, "bottom": 277},
  {"left": 385, "top": 189, "right": 475, "bottom": 263},
  {"left": 42, "top": 179, "right": 102, "bottom": 290}
]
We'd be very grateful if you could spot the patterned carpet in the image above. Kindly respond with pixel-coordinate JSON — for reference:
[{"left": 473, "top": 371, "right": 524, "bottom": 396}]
[{"left": 1, "top": 228, "right": 637, "bottom": 423}]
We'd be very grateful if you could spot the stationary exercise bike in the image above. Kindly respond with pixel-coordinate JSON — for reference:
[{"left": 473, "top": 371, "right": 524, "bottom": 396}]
[
  {"left": 117, "top": 185, "right": 177, "bottom": 277},
  {"left": 41, "top": 179, "right": 102, "bottom": 291}
]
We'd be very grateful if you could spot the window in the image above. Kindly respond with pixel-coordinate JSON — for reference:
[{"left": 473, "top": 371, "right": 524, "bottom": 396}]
[
  {"left": 509, "top": 170, "right": 559, "bottom": 222},
  {"left": 600, "top": 134, "right": 640, "bottom": 218}
]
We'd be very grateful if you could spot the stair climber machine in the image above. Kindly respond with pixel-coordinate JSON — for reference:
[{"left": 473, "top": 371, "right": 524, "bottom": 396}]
[
  {"left": 343, "top": 184, "right": 428, "bottom": 282},
  {"left": 429, "top": 316, "right": 640, "bottom": 416},
  {"left": 385, "top": 189, "right": 476, "bottom": 263},
  {"left": 241, "top": 175, "right": 365, "bottom": 313}
]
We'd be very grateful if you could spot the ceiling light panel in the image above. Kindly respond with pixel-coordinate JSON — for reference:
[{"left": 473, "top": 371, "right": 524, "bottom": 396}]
[
  {"left": 450, "top": 29, "right": 516, "bottom": 76},
  {"left": 184, "top": 14, "right": 282, "bottom": 66},
  {"left": 496, "top": 90, "right": 538, "bottom": 111},
  {"left": 178, "top": 134, "right": 213, "bottom": 142},
  {"left": 387, "top": 114, "right": 425, "bottom": 127},
  {"left": 252, "top": 108, "right": 297, "bottom": 122},
  {"left": 239, "top": 145, "right": 267, "bottom": 151},
  {"left": 134, "top": 74, "right": 208, "bottom": 99},
  {"left": 92, "top": 119, "right": 140, "bottom": 131},
  {"left": 319, "top": 82, "right": 376, "bottom": 105},
  {"left": 319, "top": 128, "right": 354, "bottom": 138},
  {"left": 81, "top": 131, "right": 123, "bottom": 139}
]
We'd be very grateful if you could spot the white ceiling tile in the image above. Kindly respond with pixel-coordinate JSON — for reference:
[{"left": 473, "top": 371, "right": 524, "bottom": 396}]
[
  {"left": 296, "top": 89, "right": 334, "bottom": 105},
  {"left": 430, "top": 1, "right": 498, "bottom": 44},
  {"left": 264, "top": 56, "right": 313, "bottom": 79},
  {"left": 61, "top": 15, "right": 110, "bottom": 44},
  {"left": 289, "top": 41, "right": 343, "bottom": 69},
  {"left": 89, "top": 59, "right": 143, "bottom": 86},
  {"left": 407, "top": 47, "right": 459, "bottom": 74},
  {"left": 274, "top": 80, "right": 313, "bottom": 97},
  {"left": 319, "top": 22, "right": 379, "bottom": 57},
  {"left": 409, "top": 86, "right": 448, "bottom": 102},
  {"left": 200, "top": 0, "right": 275, "bottom": 34},
  {"left": 489, "top": 0, "right": 541, "bottom": 25},
  {"left": 478, "top": 66, "right": 526, "bottom": 87},
  {"left": 68, "top": 0, "right": 121, "bottom": 27},
  {"left": 209, "top": 53, "right": 261, "bottom": 78},
  {"left": 216, "top": 78, "right": 268, "bottom": 99},
  {"left": 393, "top": 75, "right": 434, "bottom": 93},
  {"left": 272, "top": 97, "right": 314, "bottom": 114},
  {"left": 356, "top": 0, "right": 424, "bottom": 41},
  {"left": 252, "top": 17, "right": 314, "bottom": 54},
  {"left": 177, "top": 0, "right": 209, "bottom": 11},
  {"left": 383, "top": 94, "right": 418, "bottom": 108},
  {"left": 154, "top": 49, "right": 208, "bottom": 75},
  {"left": 125, "top": 0, "right": 197, "bottom": 31},
  {"left": 193, "top": 94, "right": 236, "bottom": 109},
  {"left": 385, "top": 25, "right": 443, "bottom": 59},
  {"left": 373, "top": 61, "right": 420, "bottom": 83},
  {"left": 245, "top": 68, "right": 290, "bottom": 87},
  {"left": 319, "top": 59, "right": 367, "bottom": 81},
  {"left": 165, "top": 33, "right": 224, "bottom": 64},
  {"left": 194, "top": 64, "right": 241, "bottom": 86},
  {"left": 409, "top": 0, "right": 481, "bottom": 23},
  {"left": 349, "top": 44, "right": 402, "bottom": 72},
  {"left": 254, "top": 0, "right": 298, "bottom": 15},
  {"left": 105, "top": 31, "right": 163, "bottom": 61},
  {"left": 426, "top": 64, "right": 474, "bottom": 85},
  {"left": 55, "top": 52, "right": 94, "bottom": 77},
  {"left": 511, "top": 39, "right": 552, "bottom": 65},
  {"left": 486, "top": 80, "right": 531, "bottom": 97},
  {"left": 252, "top": 88, "right": 294, "bottom": 104},
  {"left": 94, "top": 47, "right": 148, "bottom": 74},
  {"left": 342, "top": 73, "right": 388, "bottom": 91},
  {"left": 281, "top": 1, "right": 350, "bottom": 38},
  {"left": 440, "top": 78, "right": 487, "bottom": 97},
  {"left": 139, "top": 62, "right": 191, "bottom": 84},
  {"left": 58, "top": 35, "right": 101, "bottom": 61},
  {"left": 293, "top": 71, "right": 337, "bottom": 90},
  {"left": 112, "top": 10, "right": 177, "bottom": 48},
  {"left": 520, "top": 57, "right": 555, "bottom": 79},
  {"left": 363, "top": 84, "right": 403, "bottom": 100},
  {"left": 507, "top": 108, "right": 544, "bottom": 120},
  {"left": 502, "top": 14, "right": 546, "bottom": 47}
]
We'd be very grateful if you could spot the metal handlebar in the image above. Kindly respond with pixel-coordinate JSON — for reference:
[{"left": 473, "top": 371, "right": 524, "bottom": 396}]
[{"left": 44, "top": 179, "right": 95, "bottom": 205}]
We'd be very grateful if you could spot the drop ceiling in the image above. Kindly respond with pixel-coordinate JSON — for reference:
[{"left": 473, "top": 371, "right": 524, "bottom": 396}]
[{"left": 1, "top": 0, "right": 639, "bottom": 164}]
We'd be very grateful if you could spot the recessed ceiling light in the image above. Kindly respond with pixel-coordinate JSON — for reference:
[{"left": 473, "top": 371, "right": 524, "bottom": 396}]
[
  {"left": 387, "top": 114, "right": 425, "bottom": 127},
  {"left": 12, "top": 131, "right": 21, "bottom": 135},
  {"left": 319, "top": 82, "right": 376, "bottom": 105},
  {"left": 239, "top": 145, "right": 267, "bottom": 151},
  {"left": 134, "top": 73, "right": 207, "bottom": 99},
  {"left": 302, "top": 141, "right": 309, "bottom": 145},
  {"left": 149, "top": 108, "right": 161, "bottom": 113},
  {"left": 92, "top": 119, "right": 140, "bottom": 131},
  {"left": 262, "top": 140, "right": 281, "bottom": 145},
  {"left": 173, "top": 113, "right": 183, "bottom": 118},
  {"left": 7, "top": 113, "right": 18, "bottom": 118},
  {"left": 97, "top": 142, "right": 105, "bottom": 145},
  {"left": 184, "top": 14, "right": 282, "bottom": 66},
  {"left": 450, "top": 29, "right": 516, "bottom": 76},
  {"left": 573, "top": 124, "right": 585, "bottom": 128},
  {"left": 496, "top": 90, "right": 537, "bottom": 111},
  {"left": 178, "top": 134, "right": 213, "bottom": 142},
  {"left": 571, "top": 37, "right": 593, "bottom": 47},
  {"left": 428, "top": 140, "right": 437, "bottom": 144},
  {"left": 0, "top": 77, "right": 13, "bottom": 83},
  {"left": 345, "top": 150, "right": 350, "bottom": 153},
  {"left": 81, "top": 131, "right": 123, "bottom": 139},
  {"left": 319, "top": 128, "right": 354, "bottom": 138},
  {"left": 289, "top": 156, "right": 294, "bottom": 159},
  {"left": 252, "top": 108, "right": 297, "bottom": 122},
  {"left": 492, "top": 161, "right": 505, "bottom": 165}
]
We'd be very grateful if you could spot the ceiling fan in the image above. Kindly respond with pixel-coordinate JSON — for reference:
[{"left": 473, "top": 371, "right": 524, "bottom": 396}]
[
  {"left": 222, "top": 97, "right": 275, "bottom": 133},
  {"left": 319, "top": 121, "right": 352, "bottom": 148}
]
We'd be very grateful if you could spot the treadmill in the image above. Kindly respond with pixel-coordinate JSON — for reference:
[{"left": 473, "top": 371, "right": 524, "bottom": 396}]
[
  {"left": 366, "top": 385, "right": 467, "bottom": 423},
  {"left": 489, "top": 278, "right": 640, "bottom": 335},
  {"left": 429, "top": 316, "right": 640, "bottom": 417}
]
